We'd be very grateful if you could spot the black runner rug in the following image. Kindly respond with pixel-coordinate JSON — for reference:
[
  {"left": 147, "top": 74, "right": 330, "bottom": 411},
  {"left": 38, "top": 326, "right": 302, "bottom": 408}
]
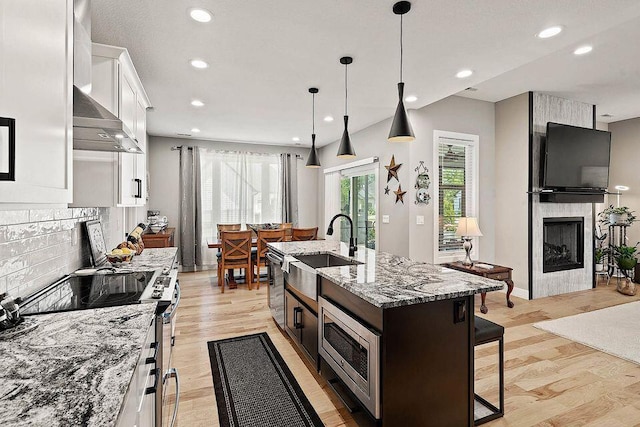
[{"left": 208, "top": 332, "right": 324, "bottom": 427}]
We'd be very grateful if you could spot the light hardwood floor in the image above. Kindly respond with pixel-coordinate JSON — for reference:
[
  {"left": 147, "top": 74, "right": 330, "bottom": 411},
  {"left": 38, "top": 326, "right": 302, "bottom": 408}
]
[{"left": 170, "top": 273, "right": 640, "bottom": 426}]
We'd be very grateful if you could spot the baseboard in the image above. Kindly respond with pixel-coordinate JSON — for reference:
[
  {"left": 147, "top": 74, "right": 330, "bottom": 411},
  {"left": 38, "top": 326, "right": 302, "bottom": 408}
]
[{"left": 495, "top": 285, "right": 529, "bottom": 300}]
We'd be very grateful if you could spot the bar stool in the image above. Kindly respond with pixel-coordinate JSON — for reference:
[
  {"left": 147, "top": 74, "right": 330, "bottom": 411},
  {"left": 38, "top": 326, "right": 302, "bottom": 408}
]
[{"left": 474, "top": 316, "right": 505, "bottom": 425}]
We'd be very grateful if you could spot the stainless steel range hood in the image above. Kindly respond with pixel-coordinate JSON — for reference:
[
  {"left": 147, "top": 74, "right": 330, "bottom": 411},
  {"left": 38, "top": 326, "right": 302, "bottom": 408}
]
[
  {"left": 72, "top": 0, "right": 142, "bottom": 154},
  {"left": 73, "top": 86, "right": 143, "bottom": 153}
]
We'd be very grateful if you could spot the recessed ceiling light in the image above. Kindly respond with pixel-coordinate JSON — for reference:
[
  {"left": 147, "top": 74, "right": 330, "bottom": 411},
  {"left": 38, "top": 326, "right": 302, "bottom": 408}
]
[
  {"left": 190, "top": 59, "right": 209, "bottom": 69},
  {"left": 615, "top": 185, "right": 630, "bottom": 191},
  {"left": 115, "top": 134, "right": 124, "bottom": 139},
  {"left": 537, "top": 26, "right": 563, "bottom": 39},
  {"left": 456, "top": 69, "right": 473, "bottom": 79},
  {"left": 573, "top": 45, "right": 593, "bottom": 55},
  {"left": 189, "top": 8, "right": 212, "bottom": 23},
  {"left": 191, "top": 100, "right": 204, "bottom": 107},
  {"left": 405, "top": 95, "right": 418, "bottom": 103},
  {"left": 292, "top": 137, "right": 300, "bottom": 142},
  {"left": 323, "top": 116, "right": 334, "bottom": 122},
  {"left": 601, "top": 113, "right": 613, "bottom": 118},
  {"left": 191, "top": 128, "right": 200, "bottom": 133}
]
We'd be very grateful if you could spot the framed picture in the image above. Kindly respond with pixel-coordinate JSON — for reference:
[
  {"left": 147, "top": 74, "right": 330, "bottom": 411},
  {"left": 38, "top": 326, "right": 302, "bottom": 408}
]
[
  {"left": 0, "top": 117, "right": 16, "bottom": 181},
  {"left": 85, "top": 220, "right": 108, "bottom": 267}
]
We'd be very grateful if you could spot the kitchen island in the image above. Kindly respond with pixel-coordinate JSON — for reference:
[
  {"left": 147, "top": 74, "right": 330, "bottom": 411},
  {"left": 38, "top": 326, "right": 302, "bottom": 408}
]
[
  {"left": 268, "top": 240, "right": 504, "bottom": 426},
  {"left": 0, "top": 303, "right": 157, "bottom": 427}
]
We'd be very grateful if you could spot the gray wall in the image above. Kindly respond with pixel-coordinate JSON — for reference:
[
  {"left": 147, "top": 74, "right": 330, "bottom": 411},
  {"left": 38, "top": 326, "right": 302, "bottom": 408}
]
[
  {"left": 609, "top": 117, "right": 640, "bottom": 246},
  {"left": 494, "top": 93, "right": 530, "bottom": 292},
  {"left": 147, "top": 136, "right": 318, "bottom": 250},
  {"left": 318, "top": 95, "right": 496, "bottom": 262},
  {"left": 0, "top": 207, "right": 122, "bottom": 298}
]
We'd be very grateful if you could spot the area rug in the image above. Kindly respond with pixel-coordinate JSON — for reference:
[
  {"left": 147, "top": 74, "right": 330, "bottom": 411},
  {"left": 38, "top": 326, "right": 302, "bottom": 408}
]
[
  {"left": 533, "top": 301, "right": 640, "bottom": 365},
  {"left": 208, "top": 333, "right": 324, "bottom": 427}
]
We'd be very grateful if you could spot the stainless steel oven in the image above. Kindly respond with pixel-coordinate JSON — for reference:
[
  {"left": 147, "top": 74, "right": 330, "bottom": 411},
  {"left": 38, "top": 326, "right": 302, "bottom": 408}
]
[
  {"left": 318, "top": 297, "right": 381, "bottom": 419},
  {"left": 266, "top": 251, "right": 285, "bottom": 329}
]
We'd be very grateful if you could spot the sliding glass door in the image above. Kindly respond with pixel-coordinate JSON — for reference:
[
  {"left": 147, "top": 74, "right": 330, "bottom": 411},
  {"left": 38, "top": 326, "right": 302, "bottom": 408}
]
[{"left": 340, "top": 168, "right": 377, "bottom": 249}]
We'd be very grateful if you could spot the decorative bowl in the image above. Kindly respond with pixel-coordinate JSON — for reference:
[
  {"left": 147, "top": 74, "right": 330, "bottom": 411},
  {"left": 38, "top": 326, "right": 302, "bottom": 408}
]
[
  {"left": 106, "top": 252, "right": 134, "bottom": 265},
  {"left": 149, "top": 224, "right": 164, "bottom": 233}
]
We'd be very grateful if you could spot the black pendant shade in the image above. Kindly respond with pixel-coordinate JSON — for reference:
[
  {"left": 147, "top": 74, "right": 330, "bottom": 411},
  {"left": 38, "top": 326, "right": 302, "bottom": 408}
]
[
  {"left": 306, "top": 87, "right": 321, "bottom": 168},
  {"left": 388, "top": 1, "right": 415, "bottom": 142},
  {"left": 388, "top": 82, "right": 415, "bottom": 142},
  {"left": 337, "top": 56, "right": 356, "bottom": 158},
  {"left": 337, "top": 115, "right": 356, "bottom": 158},
  {"left": 306, "top": 134, "right": 321, "bottom": 168}
]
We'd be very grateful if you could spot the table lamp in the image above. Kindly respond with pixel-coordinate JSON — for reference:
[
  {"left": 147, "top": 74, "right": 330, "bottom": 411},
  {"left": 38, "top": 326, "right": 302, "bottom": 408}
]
[{"left": 455, "top": 217, "right": 483, "bottom": 266}]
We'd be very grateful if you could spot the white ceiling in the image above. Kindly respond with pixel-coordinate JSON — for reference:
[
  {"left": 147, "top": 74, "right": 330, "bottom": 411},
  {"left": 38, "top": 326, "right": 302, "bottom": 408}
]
[{"left": 91, "top": 1, "right": 640, "bottom": 147}]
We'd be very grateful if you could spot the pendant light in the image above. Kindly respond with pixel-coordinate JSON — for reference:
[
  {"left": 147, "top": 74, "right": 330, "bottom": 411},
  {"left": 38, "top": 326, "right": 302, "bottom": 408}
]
[
  {"left": 388, "top": 1, "right": 415, "bottom": 142},
  {"left": 337, "top": 56, "right": 356, "bottom": 158},
  {"left": 306, "top": 87, "right": 321, "bottom": 168}
]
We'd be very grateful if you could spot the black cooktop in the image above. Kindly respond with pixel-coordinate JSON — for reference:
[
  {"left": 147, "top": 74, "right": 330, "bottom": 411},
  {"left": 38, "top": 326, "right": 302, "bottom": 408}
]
[{"left": 21, "top": 271, "right": 156, "bottom": 315}]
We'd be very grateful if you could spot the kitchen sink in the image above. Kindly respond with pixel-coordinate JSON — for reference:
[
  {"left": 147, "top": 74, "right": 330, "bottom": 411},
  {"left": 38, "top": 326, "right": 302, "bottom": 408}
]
[{"left": 296, "top": 253, "right": 362, "bottom": 269}]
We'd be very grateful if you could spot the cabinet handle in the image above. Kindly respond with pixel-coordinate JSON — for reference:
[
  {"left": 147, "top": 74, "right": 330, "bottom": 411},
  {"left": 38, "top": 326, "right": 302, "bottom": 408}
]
[
  {"left": 293, "top": 307, "right": 303, "bottom": 329},
  {"left": 135, "top": 178, "right": 142, "bottom": 198},
  {"left": 145, "top": 367, "right": 159, "bottom": 394},
  {"left": 145, "top": 341, "right": 159, "bottom": 364}
]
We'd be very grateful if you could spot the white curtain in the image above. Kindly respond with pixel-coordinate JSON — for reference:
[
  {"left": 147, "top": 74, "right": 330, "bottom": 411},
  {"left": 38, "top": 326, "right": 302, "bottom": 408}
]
[
  {"left": 324, "top": 171, "right": 341, "bottom": 241},
  {"left": 199, "top": 150, "right": 283, "bottom": 266}
]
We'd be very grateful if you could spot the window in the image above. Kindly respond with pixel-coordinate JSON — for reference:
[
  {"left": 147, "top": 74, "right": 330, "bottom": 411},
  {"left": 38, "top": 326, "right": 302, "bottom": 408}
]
[
  {"left": 433, "top": 131, "right": 479, "bottom": 263},
  {"left": 200, "top": 150, "right": 282, "bottom": 265}
]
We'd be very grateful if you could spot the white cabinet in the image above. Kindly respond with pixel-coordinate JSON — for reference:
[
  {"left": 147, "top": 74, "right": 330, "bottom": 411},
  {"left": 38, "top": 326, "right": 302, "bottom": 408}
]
[
  {"left": 0, "top": 0, "right": 74, "bottom": 205},
  {"left": 72, "top": 43, "right": 150, "bottom": 208}
]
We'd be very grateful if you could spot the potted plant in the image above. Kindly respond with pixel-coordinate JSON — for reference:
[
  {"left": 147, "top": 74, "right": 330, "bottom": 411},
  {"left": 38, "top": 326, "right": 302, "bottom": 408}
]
[
  {"left": 598, "top": 205, "right": 637, "bottom": 226},
  {"left": 612, "top": 243, "right": 639, "bottom": 296},
  {"left": 612, "top": 244, "right": 639, "bottom": 273},
  {"left": 594, "top": 247, "right": 607, "bottom": 272},
  {"left": 594, "top": 226, "right": 608, "bottom": 272}
]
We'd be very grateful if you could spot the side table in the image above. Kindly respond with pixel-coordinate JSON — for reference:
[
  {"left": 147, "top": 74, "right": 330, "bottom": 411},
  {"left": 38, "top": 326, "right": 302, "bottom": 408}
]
[
  {"left": 443, "top": 261, "right": 515, "bottom": 314},
  {"left": 142, "top": 227, "right": 175, "bottom": 248}
]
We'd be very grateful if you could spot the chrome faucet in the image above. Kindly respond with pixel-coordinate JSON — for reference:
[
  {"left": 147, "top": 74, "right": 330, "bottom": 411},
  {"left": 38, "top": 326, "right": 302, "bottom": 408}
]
[{"left": 326, "top": 213, "right": 357, "bottom": 257}]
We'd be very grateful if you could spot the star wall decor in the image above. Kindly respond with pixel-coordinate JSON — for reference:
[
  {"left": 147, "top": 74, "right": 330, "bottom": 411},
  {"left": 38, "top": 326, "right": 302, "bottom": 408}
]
[
  {"left": 394, "top": 184, "right": 407, "bottom": 204},
  {"left": 384, "top": 186, "right": 390, "bottom": 195},
  {"left": 385, "top": 155, "right": 402, "bottom": 183}
]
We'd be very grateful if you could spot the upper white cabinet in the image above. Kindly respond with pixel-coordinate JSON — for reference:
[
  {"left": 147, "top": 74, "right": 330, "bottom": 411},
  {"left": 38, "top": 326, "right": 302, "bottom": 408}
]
[
  {"left": 72, "top": 43, "right": 150, "bottom": 207},
  {"left": 0, "top": 0, "right": 74, "bottom": 204}
]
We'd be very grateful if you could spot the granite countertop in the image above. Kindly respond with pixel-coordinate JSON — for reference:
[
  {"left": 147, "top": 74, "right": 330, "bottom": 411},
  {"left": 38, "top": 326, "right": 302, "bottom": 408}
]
[
  {"left": 116, "top": 247, "right": 178, "bottom": 272},
  {"left": 0, "top": 303, "right": 156, "bottom": 427},
  {"left": 268, "top": 241, "right": 504, "bottom": 309}
]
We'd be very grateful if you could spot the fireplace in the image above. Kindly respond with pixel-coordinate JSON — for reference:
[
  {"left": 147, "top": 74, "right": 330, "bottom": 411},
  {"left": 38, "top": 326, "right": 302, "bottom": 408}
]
[{"left": 543, "top": 217, "right": 584, "bottom": 273}]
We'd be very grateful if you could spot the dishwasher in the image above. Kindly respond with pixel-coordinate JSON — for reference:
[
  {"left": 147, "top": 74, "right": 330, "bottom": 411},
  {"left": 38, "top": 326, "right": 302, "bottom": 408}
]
[{"left": 266, "top": 250, "right": 285, "bottom": 329}]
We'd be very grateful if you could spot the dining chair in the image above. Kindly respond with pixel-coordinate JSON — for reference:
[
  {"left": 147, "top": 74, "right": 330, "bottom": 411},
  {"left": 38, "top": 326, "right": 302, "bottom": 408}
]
[
  {"left": 219, "top": 230, "right": 253, "bottom": 293},
  {"left": 291, "top": 227, "right": 318, "bottom": 241},
  {"left": 252, "top": 229, "right": 286, "bottom": 289},
  {"left": 216, "top": 224, "right": 242, "bottom": 287},
  {"left": 280, "top": 222, "right": 293, "bottom": 241}
]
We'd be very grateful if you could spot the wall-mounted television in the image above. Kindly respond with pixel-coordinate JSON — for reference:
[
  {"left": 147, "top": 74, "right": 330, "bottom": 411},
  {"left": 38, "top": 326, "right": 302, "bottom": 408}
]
[{"left": 542, "top": 122, "right": 611, "bottom": 191}]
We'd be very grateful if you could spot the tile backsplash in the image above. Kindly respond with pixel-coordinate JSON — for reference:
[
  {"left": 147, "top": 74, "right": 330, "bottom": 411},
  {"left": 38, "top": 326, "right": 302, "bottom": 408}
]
[{"left": 0, "top": 207, "right": 122, "bottom": 298}]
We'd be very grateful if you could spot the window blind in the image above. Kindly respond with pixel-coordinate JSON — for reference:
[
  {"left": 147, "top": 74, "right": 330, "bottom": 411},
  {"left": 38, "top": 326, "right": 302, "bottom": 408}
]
[{"left": 437, "top": 138, "right": 476, "bottom": 254}]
